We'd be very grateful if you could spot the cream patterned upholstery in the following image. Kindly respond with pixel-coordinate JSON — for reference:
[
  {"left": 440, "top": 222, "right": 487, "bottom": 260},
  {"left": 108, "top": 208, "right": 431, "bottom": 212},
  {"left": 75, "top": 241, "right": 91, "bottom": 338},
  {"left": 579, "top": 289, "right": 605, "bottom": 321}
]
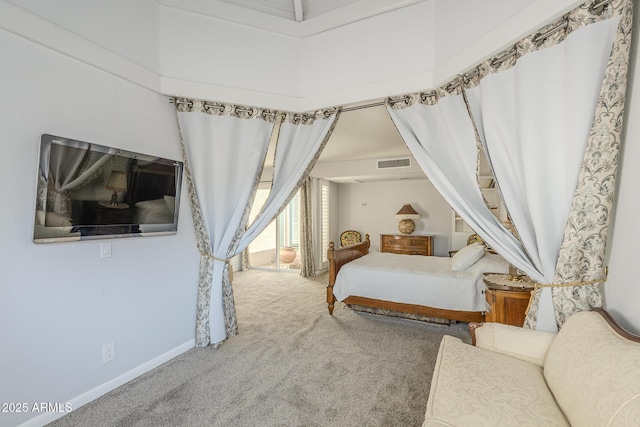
[
  {"left": 424, "top": 336, "right": 568, "bottom": 427},
  {"left": 543, "top": 311, "right": 640, "bottom": 426},
  {"left": 423, "top": 310, "right": 640, "bottom": 427},
  {"left": 339, "top": 230, "right": 362, "bottom": 247}
]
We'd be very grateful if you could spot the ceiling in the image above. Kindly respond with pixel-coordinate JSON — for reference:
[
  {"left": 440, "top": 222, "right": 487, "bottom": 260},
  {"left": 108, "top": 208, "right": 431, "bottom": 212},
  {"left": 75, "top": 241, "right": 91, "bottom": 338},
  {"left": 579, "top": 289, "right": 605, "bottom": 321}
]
[
  {"left": 158, "top": 0, "right": 428, "bottom": 37},
  {"left": 161, "top": 0, "right": 429, "bottom": 180},
  {"left": 216, "top": 0, "right": 365, "bottom": 22},
  {"left": 319, "top": 104, "right": 409, "bottom": 162}
]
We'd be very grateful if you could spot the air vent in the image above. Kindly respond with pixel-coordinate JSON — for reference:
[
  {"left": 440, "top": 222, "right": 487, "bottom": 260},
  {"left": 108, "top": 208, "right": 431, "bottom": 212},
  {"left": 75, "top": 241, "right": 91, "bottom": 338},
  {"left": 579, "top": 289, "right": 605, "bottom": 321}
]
[{"left": 377, "top": 158, "right": 411, "bottom": 169}]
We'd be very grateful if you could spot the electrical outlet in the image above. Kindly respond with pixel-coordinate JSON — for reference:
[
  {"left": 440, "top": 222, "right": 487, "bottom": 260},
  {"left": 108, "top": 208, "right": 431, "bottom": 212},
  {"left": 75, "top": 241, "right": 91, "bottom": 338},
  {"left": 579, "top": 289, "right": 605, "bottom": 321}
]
[
  {"left": 103, "top": 342, "right": 115, "bottom": 363},
  {"left": 100, "top": 242, "right": 112, "bottom": 258}
]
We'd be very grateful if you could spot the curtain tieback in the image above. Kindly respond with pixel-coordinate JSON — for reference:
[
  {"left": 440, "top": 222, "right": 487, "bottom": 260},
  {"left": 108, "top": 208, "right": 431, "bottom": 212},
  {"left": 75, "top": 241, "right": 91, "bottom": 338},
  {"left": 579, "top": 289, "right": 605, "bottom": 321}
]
[
  {"left": 524, "top": 274, "right": 608, "bottom": 317},
  {"left": 198, "top": 248, "right": 234, "bottom": 282},
  {"left": 532, "top": 275, "right": 608, "bottom": 290}
]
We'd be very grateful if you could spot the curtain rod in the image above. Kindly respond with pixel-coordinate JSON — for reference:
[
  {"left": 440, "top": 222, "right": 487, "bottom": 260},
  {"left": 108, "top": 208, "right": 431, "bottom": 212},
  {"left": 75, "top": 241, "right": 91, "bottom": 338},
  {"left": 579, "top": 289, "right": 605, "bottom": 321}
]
[
  {"left": 341, "top": 101, "right": 386, "bottom": 112},
  {"left": 169, "top": 96, "right": 390, "bottom": 113}
]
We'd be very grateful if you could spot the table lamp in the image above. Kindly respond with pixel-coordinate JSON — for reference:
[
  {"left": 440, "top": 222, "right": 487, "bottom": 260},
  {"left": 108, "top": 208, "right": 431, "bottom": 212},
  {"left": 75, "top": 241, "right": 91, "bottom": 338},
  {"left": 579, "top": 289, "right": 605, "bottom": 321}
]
[
  {"left": 395, "top": 204, "right": 420, "bottom": 234},
  {"left": 106, "top": 171, "right": 127, "bottom": 206}
]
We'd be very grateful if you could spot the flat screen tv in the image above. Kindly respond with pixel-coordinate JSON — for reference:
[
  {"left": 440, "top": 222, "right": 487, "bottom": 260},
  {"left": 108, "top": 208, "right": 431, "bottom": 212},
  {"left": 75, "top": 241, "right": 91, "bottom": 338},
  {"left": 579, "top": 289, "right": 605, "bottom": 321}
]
[{"left": 34, "top": 134, "right": 184, "bottom": 243}]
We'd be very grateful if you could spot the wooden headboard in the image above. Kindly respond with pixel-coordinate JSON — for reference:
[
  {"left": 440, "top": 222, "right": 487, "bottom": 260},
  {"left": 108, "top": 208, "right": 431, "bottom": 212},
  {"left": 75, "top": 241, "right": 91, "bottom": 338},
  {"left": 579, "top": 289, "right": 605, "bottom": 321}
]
[{"left": 126, "top": 159, "right": 177, "bottom": 206}]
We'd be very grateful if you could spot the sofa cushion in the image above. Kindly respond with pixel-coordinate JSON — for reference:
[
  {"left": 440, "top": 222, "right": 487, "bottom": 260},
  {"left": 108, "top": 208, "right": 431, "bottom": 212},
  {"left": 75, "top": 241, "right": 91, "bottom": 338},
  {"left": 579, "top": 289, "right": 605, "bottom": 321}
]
[
  {"left": 474, "top": 322, "right": 556, "bottom": 367},
  {"left": 544, "top": 310, "right": 640, "bottom": 427},
  {"left": 424, "top": 335, "right": 568, "bottom": 427}
]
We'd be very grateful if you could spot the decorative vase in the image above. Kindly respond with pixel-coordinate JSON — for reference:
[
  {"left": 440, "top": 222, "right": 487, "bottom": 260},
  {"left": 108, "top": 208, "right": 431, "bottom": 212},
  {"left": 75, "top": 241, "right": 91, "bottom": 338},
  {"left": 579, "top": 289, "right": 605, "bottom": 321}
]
[
  {"left": 398, "top": 219, "right": 416, "bottom": 234},
  {"left": 279, "top": 246, "right": 296, "bottom": 264}
]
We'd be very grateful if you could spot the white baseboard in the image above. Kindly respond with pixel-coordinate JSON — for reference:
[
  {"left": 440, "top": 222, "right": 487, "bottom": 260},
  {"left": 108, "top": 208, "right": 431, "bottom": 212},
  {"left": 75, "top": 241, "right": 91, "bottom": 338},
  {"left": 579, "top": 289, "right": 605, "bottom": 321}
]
[{"left": 19, "top": 339, "right": 195, "bottom": 427}]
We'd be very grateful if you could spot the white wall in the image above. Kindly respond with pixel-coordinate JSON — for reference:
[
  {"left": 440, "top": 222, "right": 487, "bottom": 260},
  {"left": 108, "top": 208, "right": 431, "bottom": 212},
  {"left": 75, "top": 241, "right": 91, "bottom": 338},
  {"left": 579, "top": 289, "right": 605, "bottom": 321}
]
[
  {"left": 0, "top": 28, "right": 199, "bottom": 427},
  {"left": 156, "top": 0, "right": 584, "bottom": 110},
  {"left": 158, "top": 6, "right": 301, "bottom": 110},
  {"left": 434, "top": 0, "right": 534, "bottom": 65},
  {"left": 299, "top": 1, "right": 436, "bottom": 107},
  {"left": 336, "top": 179, "right": 452, "bottom": 256},
  {"left": 5, "top": 0, "right": 160, "bottom": 72}
]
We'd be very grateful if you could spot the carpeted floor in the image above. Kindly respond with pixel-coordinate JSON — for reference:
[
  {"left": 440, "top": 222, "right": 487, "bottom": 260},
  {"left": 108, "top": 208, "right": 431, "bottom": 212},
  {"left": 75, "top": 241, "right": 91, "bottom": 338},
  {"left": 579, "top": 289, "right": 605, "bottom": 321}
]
[{"left": 49, "top": 269, "right": 471, "bottom": 427}]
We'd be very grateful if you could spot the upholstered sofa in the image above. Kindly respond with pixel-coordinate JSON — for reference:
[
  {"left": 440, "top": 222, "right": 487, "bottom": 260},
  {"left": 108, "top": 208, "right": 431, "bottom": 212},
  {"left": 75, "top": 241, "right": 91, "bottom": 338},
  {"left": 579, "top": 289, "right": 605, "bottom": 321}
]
[{"left": 423, "top": 309, "right": 640, "bottom": 426}]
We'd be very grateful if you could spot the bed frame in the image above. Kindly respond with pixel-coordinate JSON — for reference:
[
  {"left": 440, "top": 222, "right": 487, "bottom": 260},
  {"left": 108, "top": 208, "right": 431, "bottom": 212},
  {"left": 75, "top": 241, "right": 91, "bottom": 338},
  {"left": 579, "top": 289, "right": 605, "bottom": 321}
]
[
  {"left": 126, "top": 159, "right": 178, "bottom": 206},
  {"left": 326, "top": 234, "right": 486, "bottom": 323}
]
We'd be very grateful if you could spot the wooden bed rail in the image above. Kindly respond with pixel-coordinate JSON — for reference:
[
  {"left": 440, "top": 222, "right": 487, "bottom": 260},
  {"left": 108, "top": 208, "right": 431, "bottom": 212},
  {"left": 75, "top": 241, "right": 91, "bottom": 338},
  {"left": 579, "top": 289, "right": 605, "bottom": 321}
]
[{"left": 327, "top": 234, "right": 370, "bottom": 314}]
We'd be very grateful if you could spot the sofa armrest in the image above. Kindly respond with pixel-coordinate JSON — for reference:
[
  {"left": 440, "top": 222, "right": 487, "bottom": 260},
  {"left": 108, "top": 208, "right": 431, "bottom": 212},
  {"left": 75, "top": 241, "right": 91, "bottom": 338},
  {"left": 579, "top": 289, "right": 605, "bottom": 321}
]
[{"left": 469, "top": 322, "right": 557, "bottom": 367}]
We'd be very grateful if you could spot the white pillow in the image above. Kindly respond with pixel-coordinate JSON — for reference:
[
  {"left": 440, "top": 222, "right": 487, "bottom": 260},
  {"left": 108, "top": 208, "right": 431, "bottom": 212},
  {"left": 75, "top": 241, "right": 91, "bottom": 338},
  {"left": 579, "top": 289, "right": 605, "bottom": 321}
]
[{"left": 451, "top": 242, "right": 485, "bottom": 271}]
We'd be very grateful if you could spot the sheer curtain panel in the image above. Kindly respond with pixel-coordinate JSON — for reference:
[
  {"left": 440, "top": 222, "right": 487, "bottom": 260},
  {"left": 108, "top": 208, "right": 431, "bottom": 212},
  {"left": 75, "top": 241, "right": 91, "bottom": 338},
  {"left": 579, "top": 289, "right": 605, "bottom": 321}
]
[
  {"left": 465, "top": 9, "right": 624, "bottom": 330},
  {"left": 176, "top": 100, "right": 338, "bottom": 346},
  {"left": 176, "top": 102, "right": 276, "bottom": 346},
  {"left": 387, "top": 0, "right": 631, "bottom": 332},
  {"left": 46, "top": 141, "right": 117, "bottom": 218},
  {"left": 387, "top": 91, "right": 535, "bottom": 294},
  {"left": 238, "top": 111, "right": 338, "bottom": 252}
]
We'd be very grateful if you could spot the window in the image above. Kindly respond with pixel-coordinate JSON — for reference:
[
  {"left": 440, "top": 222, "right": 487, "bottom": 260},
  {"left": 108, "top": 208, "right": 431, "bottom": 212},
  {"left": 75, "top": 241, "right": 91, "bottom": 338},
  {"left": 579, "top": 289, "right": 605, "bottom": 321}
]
[{"left": 321, "top": 181, "right": 330, "bottom": 265}]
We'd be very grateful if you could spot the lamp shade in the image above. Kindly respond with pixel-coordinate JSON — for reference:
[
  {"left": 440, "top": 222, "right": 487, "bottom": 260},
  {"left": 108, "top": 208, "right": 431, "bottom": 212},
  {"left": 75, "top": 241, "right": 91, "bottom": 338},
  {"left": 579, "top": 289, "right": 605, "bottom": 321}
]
[
  {"left": 395, "top": 204, "right": 420, "bottom": 219},
  {"left": 106, "top": 171, "right": 127, "bottom": 193}
]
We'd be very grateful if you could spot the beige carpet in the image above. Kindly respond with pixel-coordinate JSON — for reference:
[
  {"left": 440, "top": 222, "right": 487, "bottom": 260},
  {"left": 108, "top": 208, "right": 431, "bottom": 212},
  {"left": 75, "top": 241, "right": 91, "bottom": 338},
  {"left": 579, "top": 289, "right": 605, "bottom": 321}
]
[{"left": 49, "top": 269, "right": 470, "bottom": 427}]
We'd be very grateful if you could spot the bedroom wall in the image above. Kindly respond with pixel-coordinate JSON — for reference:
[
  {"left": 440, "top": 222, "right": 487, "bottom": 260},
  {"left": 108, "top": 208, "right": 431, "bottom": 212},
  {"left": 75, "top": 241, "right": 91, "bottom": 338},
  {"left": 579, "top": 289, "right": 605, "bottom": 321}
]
[
  {"left": 0, "top": 27, "right": 199, "bottom": 427},
  {"left": 155, "top": 0, "right": 583, "bottom": 111},
  {"left": 336, "top": 179, "right": 453, "bottom": 257},
  {"left": 299, "top": 1, "right": 436, "bottom": 108},
  {"left": 158, "top": 6, "right": 301, "bottom": 110},
  {"left": 4, "top": 0, "right": 159, "bottom": 71},
  {"left": 434, "top": 0, "right": 535, "bottom": 65}
]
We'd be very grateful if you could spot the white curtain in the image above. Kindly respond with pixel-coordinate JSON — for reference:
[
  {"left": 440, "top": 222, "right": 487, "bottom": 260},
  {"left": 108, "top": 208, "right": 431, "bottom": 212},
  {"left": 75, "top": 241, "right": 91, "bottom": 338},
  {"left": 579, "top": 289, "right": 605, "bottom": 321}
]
[
  {"left": 387, "top": 93, "right": 532, "bottom": 285},
  {"left": 45, "top": 139, "right": 117, "bottom": 218},
  {"left": 387, "top": 4, "right": 623, "bottom": 332},
  {"left": 464, "top": 16, "right": 620, "bottom": 331},
  {"left": 239, "top": 112, "right": 338, "bottom": 251},
  {"left": 178, "top": 105, "right": 275, "bottom": 345},
  {"left": 176, "top": 102, "right": 338, "bottom": 346}
]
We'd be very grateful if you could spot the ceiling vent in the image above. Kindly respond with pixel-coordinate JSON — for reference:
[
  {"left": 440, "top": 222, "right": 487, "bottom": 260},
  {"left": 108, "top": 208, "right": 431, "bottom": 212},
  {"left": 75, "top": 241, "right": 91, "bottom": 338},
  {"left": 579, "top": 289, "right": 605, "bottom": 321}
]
[{"left": 377, "top": 158, "right": 411, "bottom": 169}]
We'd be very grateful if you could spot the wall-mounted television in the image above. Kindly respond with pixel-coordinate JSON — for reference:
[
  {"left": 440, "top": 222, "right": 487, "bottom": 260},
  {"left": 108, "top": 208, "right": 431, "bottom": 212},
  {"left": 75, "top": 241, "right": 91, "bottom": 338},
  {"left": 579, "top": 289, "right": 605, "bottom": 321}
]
[{"left": 34, "top": 134, "right": 184, "bottom": 243}]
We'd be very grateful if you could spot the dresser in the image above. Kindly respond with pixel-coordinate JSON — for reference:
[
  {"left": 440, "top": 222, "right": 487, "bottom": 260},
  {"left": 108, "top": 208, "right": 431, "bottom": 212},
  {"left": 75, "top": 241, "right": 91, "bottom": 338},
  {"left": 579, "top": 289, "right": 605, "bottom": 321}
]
[
  {"left": 380, "top": 234, "right": 433, "bottom": 256},
  {"left": 483, "top": 273, "right": 534, "bottom": 326}
]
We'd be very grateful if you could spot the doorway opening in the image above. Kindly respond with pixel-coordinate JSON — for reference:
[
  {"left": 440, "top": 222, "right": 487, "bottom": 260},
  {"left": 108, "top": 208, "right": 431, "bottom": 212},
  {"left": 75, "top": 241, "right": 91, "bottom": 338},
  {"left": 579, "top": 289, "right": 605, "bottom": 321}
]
[{"left": 248, "top": 187, "right": 301, "bottom": 272}]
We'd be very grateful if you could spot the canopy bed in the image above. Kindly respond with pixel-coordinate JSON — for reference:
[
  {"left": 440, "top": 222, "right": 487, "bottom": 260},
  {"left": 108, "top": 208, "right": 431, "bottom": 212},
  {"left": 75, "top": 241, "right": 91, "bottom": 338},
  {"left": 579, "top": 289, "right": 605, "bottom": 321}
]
[
  {"left": 326, "top": 235, "right": 509, "bottom": 323},
  {"left": 173, "top": 0, "right": 631, "bottom": 346}
]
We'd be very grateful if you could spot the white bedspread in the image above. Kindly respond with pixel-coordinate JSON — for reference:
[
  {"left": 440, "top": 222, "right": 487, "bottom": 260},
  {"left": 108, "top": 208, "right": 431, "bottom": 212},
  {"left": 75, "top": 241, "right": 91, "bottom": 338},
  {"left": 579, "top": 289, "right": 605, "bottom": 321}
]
[
  {"left": 134, "top": 198, "right": 174, "bottom": 224},
  {"left": 333, "top": 252, "right": 509, "bottom": 312}
]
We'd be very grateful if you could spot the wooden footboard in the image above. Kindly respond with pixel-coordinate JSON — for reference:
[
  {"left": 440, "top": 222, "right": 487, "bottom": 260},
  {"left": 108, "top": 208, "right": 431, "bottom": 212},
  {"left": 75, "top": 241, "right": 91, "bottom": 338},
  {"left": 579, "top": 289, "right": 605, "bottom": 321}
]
[{"left": 327, "top": 234, "right": 370, "bottom": 314}]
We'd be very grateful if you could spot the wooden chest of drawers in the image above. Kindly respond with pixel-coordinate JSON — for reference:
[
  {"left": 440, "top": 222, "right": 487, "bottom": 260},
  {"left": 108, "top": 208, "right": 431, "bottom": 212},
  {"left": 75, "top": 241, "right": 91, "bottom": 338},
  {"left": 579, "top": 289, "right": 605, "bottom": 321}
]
[{"left": 380, "top": 234, "right": 433, "bottom": 256}]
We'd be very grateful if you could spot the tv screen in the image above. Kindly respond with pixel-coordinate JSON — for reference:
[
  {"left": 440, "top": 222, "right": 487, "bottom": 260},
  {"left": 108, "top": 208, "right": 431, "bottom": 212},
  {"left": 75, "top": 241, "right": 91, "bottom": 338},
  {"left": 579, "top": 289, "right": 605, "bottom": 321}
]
[{"left": 34, "top": 134, "right": 184, "bottom": 243}]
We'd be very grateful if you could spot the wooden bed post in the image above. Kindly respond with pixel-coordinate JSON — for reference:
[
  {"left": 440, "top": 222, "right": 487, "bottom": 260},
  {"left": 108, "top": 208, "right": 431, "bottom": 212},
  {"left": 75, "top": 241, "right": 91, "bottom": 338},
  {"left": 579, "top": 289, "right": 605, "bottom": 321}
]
[
  {"left": 327, "top": 235, "right": 371, "bottom": 315},
  {"left": 327, "top": 241, "right": 337, "bottom": 315}
]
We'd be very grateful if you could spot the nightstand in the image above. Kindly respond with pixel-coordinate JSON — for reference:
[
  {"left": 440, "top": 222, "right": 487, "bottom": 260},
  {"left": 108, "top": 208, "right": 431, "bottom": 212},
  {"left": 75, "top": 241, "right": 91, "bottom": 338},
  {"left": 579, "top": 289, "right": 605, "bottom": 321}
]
[
  {"left": 380, "top": 234, "right": 433, "bottom": 256},
  {"left": 80, "top": 200, "right": 134, "bottom": 225},
  {"left": 483, "top": 273, "right": 534, "bottom": 326}
]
